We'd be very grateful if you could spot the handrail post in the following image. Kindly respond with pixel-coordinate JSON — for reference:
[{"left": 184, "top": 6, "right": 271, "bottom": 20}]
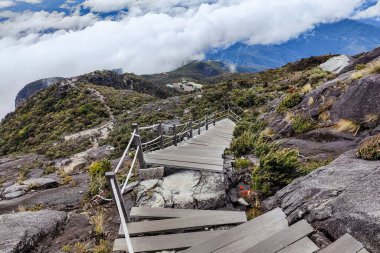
[
  {"left": 158, "top": 122, "right": 164, "bottom": 149},
  {"left": 188, "top": 120, "right": 193, "bottom": 139},
  {"left": 213, "top": 113, "right": 216, "bottom": 126},
  {"left": 132, "top": 123, "right": 146, "bottom": 169},
  {"left": 106, "top": 172, "right": 130, "bottom": 223},
  {"left": 173, "top": 124, "right": 177, "bottom": 146},
  {"left": 206, "top": 109, "right": 209, "bottom": 131},
  {"left": 198, "top": 120, "right": 201, "bottom": 135}
]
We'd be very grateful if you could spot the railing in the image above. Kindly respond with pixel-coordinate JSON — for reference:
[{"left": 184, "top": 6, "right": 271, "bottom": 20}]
[{"left": 106, "top": 106, "right": 241, "bottom": 252}]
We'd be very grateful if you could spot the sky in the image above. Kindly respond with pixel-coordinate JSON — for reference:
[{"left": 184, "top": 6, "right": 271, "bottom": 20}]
[{"left": 0, "top": 0, "right": 380, "bottom": 119}]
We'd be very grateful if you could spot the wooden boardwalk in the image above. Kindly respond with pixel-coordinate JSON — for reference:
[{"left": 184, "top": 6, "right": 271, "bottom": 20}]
[
  {"left": 111, "top": 117, "right": 370, "bottom": 253},
  {"left": 144, "top": 118, "right": 235, "bottom": 172},
  {"left": 114, "top": 207, "right": 368, "bottom": 253}
]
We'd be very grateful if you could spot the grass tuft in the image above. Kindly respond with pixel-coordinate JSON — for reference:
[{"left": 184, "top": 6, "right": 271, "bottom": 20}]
[
  {"left": 334, "top": 119, "right": 360, "bottom": 134},
  {"left": 357, "top": 134, "right": 380, "bottom": 160}
]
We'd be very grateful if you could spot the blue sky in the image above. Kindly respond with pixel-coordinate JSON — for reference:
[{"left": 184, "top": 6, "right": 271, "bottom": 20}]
[{"left": 0, "top": 0, "right": 380, "bottom": 118}]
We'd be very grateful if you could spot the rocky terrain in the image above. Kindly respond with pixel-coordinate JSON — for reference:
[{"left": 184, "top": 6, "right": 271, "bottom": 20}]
[{"left": 0, "top": 47, "right": 380, "bottom": 252}]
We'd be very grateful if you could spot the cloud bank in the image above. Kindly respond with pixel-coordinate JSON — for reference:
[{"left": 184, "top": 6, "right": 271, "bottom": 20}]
[
  {"left": 354, "top": 1, "right": 380, "bottom": 18},
  {"left": 0, "top": 0, "right": 368, "bottom": 118}
]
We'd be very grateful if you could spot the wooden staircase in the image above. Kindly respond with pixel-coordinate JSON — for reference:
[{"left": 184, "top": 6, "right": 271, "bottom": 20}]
[
  {"left": 107, "top": 112, "right": 370, "bottom": 253},
  {"left": 144, "top": 118, "right": 235, "bottom": 172},
  {"left": 114, "top": 207, "right": 369, "bottom": 253}
]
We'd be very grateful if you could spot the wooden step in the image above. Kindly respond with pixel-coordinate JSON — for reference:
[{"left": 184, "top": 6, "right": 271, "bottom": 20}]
[
  {"left": 113, "top": 230, "right": 226, "bottom": 252},
  {"left": 145, "top": 158, "right": 223, "bottom": 172},
  {"left": 145, "top": 153, "right": 224, "bottom": 166},
  {"left": 182, "top": 208, "right": 288, "bottom": 253},
  {"left": 319, "top": 234, "right": 366, "bottom": 253},
  {"left": 130, "top": 207, "right": 247, "bottom": 219},
  {"left": 241, "top": 220, "right": 314, "bottom": 253},
  {"left": 119, "top": 213, "right": 247, "bottom": 236},
  {"left": 277, "top": 237, "right": 319, "bottom": 253}
]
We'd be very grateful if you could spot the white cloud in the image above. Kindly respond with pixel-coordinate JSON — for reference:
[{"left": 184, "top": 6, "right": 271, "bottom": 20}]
[
  {"left": 0, "top": 11, "right": 98, "bottom": 38},
  {"left": 354, "top": 1, "right": 380, "bottom": 18},
  {"left": 82, "top": 0, "right": 130, "bottom": 13},
  {"left": 17, "top": 0, "right": 43, "bottom": 4},
  {"left": 0, "top": 0, "right": 365, "bottom": 118},
  {"left": 0, "top": 1, "right": 15, "bottom": 8}
]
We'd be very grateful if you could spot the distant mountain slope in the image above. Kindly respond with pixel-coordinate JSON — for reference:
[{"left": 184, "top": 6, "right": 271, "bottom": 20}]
[
  {"left": 142, "top": 60, "right": 231, "bottom": 85},
  {"left": 15, "top": 77, "right": 64, "bottom": 108},
  {"left": 206, "top": 19, "right": 380, "bottom": 71}
]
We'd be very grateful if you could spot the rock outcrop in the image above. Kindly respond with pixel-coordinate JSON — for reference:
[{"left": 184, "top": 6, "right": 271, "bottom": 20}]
[
  {"left": 135, "top": 170, "right": 226, "bottom": 209},
  {"left": 263, "top": 151, "right": 380, "bottom": 252},
  {"left": 0, "top": 210, "right": 67, "bottom": 253},
  {"left": 330, "top": 74, "right": 380, "bottom": 123},
  {"left": 320, "top": 55, "right": 351, "bottom": 74}
]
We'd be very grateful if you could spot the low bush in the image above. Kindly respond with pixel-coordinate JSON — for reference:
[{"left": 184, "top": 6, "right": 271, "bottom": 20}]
[
  {"left": 253, "top": 148, "right": 299, "bottom": 196},
  {"left": 88, "top": 160, "right": 112, "bottom": 197},
  {"left": 277, "top": 92, "right": 302, "bottom": 113},
  {"left": 234, "top": 158, "right": 251, "bottom": 170},
  {"left": 292, "top": 114, "right": 315, "bottom": 134},
  {"left": 231, "top": 131, "right": 256, "bottom": 157},
  {"left": 357, "top": 134, "right": 380, "bottom": 160}
]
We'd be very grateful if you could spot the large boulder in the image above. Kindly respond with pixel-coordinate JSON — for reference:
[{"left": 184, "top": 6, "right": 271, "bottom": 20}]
[
  {"left": 330, "top": 74, "right": 380, "bottom": 123},
  {"left": 263, "top": 151, "right": 380, "bottom": 252},
  {"left": 135, "top": 170, "right": 226, "bottom": 209},
  {"left": 0, "top": 210, "right": 67, "bottom": 253},
  {"left": 320, "top": 55, "right": 351, "bottom": 74}
]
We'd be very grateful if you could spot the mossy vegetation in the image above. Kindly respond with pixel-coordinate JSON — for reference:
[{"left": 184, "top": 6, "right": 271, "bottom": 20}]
[
  {"left": 277, "top": 92, "right": 302, "bottom": 113},
  {"left": 88, "top": 159, "right": 112, "bottom": 197},
  {"left": 0, "top": 84, "right": 109, "bottom": 157},
  {"left": 292, "top": 114, "right": 315, "bottom": 134}
]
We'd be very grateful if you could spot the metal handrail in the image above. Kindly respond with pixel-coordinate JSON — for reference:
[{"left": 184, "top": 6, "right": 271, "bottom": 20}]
[
  {"left": 141, "top": 135, "right": 161, "bottom": 146},
  {"left": 121, "top": 146, "right": 140, "bottom": 193},
  {"left": 109, "top": 177, "right": 134, "bottom": 253},
  {"left": 138, "top": 124, "right": 159, "bottom": 130},
  {"left": 107, "top": 106, "right": 241, "bottom": 253},
  {"left": 115, "top": 129, "right": 137, "bottom": 174}
]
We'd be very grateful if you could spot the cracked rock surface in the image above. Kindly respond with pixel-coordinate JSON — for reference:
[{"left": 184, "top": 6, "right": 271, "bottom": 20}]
[
  {"left": 0, "top": 210, "right": 67, "bottom": 253},
  {"left": 263, "top": 150, "right": 380, "bottom": 252},
  {"left": 135, "top": 170, "right": 225, "bottom": 209}
]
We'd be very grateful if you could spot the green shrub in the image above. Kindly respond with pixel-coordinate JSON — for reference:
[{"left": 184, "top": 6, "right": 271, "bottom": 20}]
[
  {"left": 88, "top": 159, "right": 112, "bottom": 197},
  {"left": 308, "top": 67, "right": 329, "bottom": 82},
  {"left": 231, "top": 131, "right": 256, "bottom": 156},
  {"left": 292, "top": 114, "right": 315, "bottom": 134},
  {"left": 357, "top": 134, "right": 380, "bottom": 160},
  {"left": 233, "top": 121, "right": 251, "bottom": 138},
  {"left": 89, "top": 160, "right": 112, "bottom": 178},
  {"left": 234, "top": 158, "right": 251, "bottom": 170},
  {"left": 277, "top": 92, "right": 302, "bottom": 113},
  {"left": 253, "top": 148, "right": 299, "bottom": 196},
  {"left": 253, "top": 138, "right": 277, "bottom": 158},
  {"left": 298, "top": 158, "right": 333, "bottom": 175}
]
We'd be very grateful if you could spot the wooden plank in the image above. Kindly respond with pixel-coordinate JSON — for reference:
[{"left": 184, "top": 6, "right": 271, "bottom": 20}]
[
  {"left": 213, "top": 219, "right": 290, "bottom": 253},
  {"left": 318, "top": 234, "right": 364, "bottom": 253},
  {"left": 145, "top": 158, "right": 223, "bottom": 172},
  {"left": 130, "top": 207, "right": 247, "bottom": 219},
  {"left": 152, "top": 149, "right": 222, "bottom": 158},
  {"left": 188, "top": 140, "right": 230, "bottom": 146},
  {"left": 278, "top": 237, "right": 319, "bottom": 253},
  {"left": 241, "top": 220, "right": 314, "bottom": 253},
  {"left": 119, "top": 213, "right": 247, "bottom": 236},
  {"left": 182, "top": 208, "right": 287, "bottom": 253},
  {"left": 113, "top": 230, "right": 226, "bottom": 252},
  {"left": 145, "top": 153, "right": 224, "bottom": 166}
]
